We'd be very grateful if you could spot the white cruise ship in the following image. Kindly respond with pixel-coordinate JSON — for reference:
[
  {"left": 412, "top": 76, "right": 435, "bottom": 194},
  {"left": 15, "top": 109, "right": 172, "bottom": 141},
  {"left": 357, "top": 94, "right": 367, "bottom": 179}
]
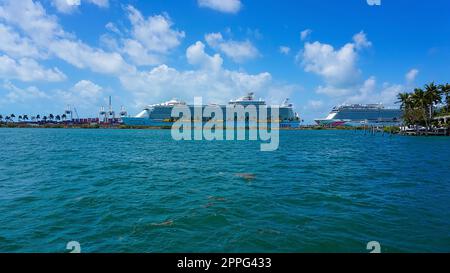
[
  {"left": 315, "top": 104, "right": 402, "bottom": 127},
  {"left": 123, "top": 93, "right": 301, "bottom": 128}
]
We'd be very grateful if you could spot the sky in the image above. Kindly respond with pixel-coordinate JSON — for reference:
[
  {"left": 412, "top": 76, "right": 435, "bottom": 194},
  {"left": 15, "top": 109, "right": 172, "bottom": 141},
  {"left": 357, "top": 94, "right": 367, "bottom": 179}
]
[{"left": 0, "top": 0, "right": 449, "bottom": 123}]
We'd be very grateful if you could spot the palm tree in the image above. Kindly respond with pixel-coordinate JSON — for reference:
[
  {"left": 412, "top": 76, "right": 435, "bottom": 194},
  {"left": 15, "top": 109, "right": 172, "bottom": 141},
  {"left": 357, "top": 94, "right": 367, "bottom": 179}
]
[
  {"left": 5, "top": 116, "right": 11, "bottom": 123},
  {"left": 10, "top": 114, "right": 15, "bottom": 122},
  {"left": 61, "top": 114, "right": 67, "bottom": 122},
  {"left": 439, "top": 83, "right": 450, "bottom": 114},
  {"left": 23, "top": 115, "right": 29, "bottom": 122},
  {"left": 49, "top": 114, "right": 54, "bottom": 122},
  {"left": 0, "top": 115, "right": 3, "bottom": 123},
  {"left": 36, "top": 114, "right": 41, "bottom": 122},
  {"left": 397, "top": 92, "right": 411, "bottom": 126},
  {"left": 424, "top": 82, "right": 442, "bottom": 120},
  {"left": 411, "top": 88, "right": 429, "bottom": 128},
  {"left": 42, "top": 116, "right": 48, "bottom": 123},
  {"left": 56, "top": 115, "right": 61, "bottom": 122},
  {"left": 18, "top": 115, "right": 23, "bottom": 122},
  {"left": 397, "top": 92, "right": 411, "bottom": 110}
]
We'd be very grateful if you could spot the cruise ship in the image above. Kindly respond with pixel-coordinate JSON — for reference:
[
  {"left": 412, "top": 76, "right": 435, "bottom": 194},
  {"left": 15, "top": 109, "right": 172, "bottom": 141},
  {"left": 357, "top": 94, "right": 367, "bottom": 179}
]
[
  {"left": 315, "top": 104, "right": 402, "bottom": 127},
  {"left": 122, "top": 93, "right": 301, "bottom": 128}
]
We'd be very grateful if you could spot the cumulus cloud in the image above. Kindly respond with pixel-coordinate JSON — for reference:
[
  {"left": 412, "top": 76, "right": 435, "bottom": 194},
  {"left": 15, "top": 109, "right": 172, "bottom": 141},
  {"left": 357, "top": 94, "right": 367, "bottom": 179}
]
[
  {"left": 1, "top": 81, "right": 50, "bottom": 104},
  {"left": 50, "top": 0, "right": 79, "bottom": 14},
  {"left": 0, "top": 55, "right": 66, "bottom": 82},
  {"left": 352, "top": 31, "right": 372, "bottom": 49},
  {"left": 0, "top": 23, "right": 42, "bottom": 59},
  {"left": 301, "top": 42, "right": 361, "bottom": 87},
  {"left": 0, "top": 79, "right": 105, "bottom": 112},
  {"left": 126, "top": 5, "right": 185, "bottom": 54},
  {"left": 405, "top": 68, "right": 419, "bottom": 83},
  {"left": 341, "top": 76, "right": 404, "bottom": 107},
  {"left": 300, "top": 29, "right": 312, "bottom": 41},
  {"left": 56, "top": 80, "right": 105, "bottom": 108},
  {"left": 120, "top": 64, "right": 274, "bottom": 108},
  {"left": 205, "top": 32, "right": 259, "bottom": 63},
  {"left": 299, "top": 31, "right": 372, "bottom": 98},
  {"left": 71, "top": 80, "right": 103, "bottom": 99},
  {"left": 121, "top": 39, "right": 162, "bottom": 67},
  {"left": 186, "top": 41, "right": 223, "bottom": 71},
  {"left": 198, "top": 0, "right": 242, "bottom": 14},
  {"left": 298, "top": 31, "right": 404, "bottom": 106},
  {"left": 50, "top": 0, "right": 109, "bottom": 14},
  {"left": 105, "top": 22, "right": 120, "bottom": 34},
  {"left": 49, "top": 39, "right": 132, "bottom": 75},
  {"left": 0, "top": 0, "right": 132, "bottom": 76},
  {"left": 118, "top": 41, "right": 288, "bottom": 108},
  {"left": 279, "top": 46, "right": 291, "bottom": 55},
  {"left": 86, "top": 0, "right": 109, "bottom": 8},
  {"left": 102, "top": 5, "right": 185, "bottom": 66}
]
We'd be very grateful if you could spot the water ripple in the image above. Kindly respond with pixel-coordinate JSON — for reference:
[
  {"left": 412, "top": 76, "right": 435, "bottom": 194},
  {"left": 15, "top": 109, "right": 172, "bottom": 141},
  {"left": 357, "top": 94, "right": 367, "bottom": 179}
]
[{"left": 0, "top": 128, "right": 449, "bottom": 252}]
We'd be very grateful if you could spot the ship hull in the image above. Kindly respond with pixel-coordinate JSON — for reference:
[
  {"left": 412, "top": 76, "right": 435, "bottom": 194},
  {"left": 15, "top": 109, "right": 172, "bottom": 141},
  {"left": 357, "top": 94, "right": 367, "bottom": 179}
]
[
  {"left": 122, "top": 117, "right": 301, "bottom": 128},
  {"left": 315, "top": 119, "right": 402, "bottom": 127}
]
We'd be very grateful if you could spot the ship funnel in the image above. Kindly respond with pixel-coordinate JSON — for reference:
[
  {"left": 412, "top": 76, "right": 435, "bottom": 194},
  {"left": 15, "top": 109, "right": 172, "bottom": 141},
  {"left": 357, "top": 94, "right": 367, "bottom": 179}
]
[{"left": 120, "top": 106, "right": 127, "bottom": 117}]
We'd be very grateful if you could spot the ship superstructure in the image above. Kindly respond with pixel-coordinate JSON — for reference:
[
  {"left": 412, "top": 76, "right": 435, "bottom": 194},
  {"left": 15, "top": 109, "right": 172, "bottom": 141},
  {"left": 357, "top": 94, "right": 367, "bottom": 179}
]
[
  {"left": 315, "top": 104, "right": 402, "bottom": 127},
  {"left": 123, "top": 93, "right": 300, "bottom": 128}
]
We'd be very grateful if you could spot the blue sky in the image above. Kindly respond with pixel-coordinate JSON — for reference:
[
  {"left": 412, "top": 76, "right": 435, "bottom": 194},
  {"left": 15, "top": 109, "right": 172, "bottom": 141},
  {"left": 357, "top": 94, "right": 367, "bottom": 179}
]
[{"left": 0, "top": 0, "right": 449, "bottom": 123}]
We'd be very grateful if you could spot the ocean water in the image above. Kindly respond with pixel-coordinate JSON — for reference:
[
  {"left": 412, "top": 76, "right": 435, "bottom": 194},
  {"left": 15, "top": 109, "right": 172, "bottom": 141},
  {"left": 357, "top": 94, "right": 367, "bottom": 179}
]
[{"left": 0, "top": 128, "right": 449, "bottom": 253}]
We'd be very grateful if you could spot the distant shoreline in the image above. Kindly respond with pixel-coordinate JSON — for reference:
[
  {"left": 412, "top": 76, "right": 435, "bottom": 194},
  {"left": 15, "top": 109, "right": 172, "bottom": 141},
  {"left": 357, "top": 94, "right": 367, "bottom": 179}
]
[{"left": 0, "top": 123, "right": 398, "bottom": 132}]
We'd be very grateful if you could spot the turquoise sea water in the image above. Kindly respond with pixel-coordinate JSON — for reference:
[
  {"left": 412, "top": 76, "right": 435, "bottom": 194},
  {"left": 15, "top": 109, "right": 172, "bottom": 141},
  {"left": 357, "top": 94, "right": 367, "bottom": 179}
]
[{"left": 0, "top": 128, "right": 449, "bottom": 253}]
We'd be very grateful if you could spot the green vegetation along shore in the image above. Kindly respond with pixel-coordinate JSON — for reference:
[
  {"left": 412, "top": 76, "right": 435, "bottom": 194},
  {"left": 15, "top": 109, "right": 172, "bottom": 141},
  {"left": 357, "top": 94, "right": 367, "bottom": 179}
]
[
  {"left": 0, "top": 122, "right": 399, "bottom": 133},
  {"left": 397, "top": 82, "right": 450, "bottom": 128}
]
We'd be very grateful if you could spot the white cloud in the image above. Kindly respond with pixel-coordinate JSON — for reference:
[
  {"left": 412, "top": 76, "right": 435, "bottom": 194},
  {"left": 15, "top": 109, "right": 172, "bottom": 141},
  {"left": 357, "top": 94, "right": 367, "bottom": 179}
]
[
  {"left": 299, "top": 31, "right": 372, "bottom": 98},
  {"left": 118, "top": 41, "right": 286, "bottom": 108},
  {"left": 101, "top": 5, "right": 186, "bottom": 66},
  {"left": 205, "top": 32, "right": 259, "bottom": 63},
  {"left": 56, "top": 80, "right": 104, "bottom": 108},
  {"left": 126, "top": 5, "right": 185, "bottom": 54},
  {"left": 0, "top": 23, "right": 42, "bottom": 59},
  {"left": 1, "top": 81, "right": 50, "bottom": 104},
  {"left": 49, "top": 39, "right": 132, "bottom": 75},
  {"left": 50, "top": 0, "right": 79, "bottom": 14},
  {"left": 0, "top": 0, "right": 132, "bottom": 76},
  {"left": 186, "top": 41, "right": 223, "bottom": 71},
  {"left": 301, "top": 42, "right": 360, "bottom": 88},
  {"left": 301, "top": 29, "right": 312, "bottom": 41},
  {"left": 352, "top": 31, "right": 372, "bottom": 49},
  {"left": 120, "top": 64, "right": 274, "bottom": 108},
  {"left": 0, "top": 55, "right": 66, "bottom": 82},
  {"left": 198, "top": 0, "right": 242, "bottom": 14},
  {"left": 105, "top": 22, "right": 120, "bottom": 35},
  {"left": 50, "top": 0, "right": 108, "bottom": 14},
  {"left": 71, "top": 80, "right": 103, "bottom": 99},
  {"left": 405, "top": 68, "right": 419, "bottom": 83},
  {"left": 279, "top": 46, "right": 291, "bottom": 55},
  {"left": 0, "top": 79, "right": 105, "bottom": 111},
  {"left": 85, "top": 0, "right": 109, "bottom": 8},
  {"left": 343, "top": 76, "right": 403, "bottom": 107},
  {"left": 122, "top": 39, "right": 161, "bottom": 67},
  {"left": 0, "top": 0, "right": 66, "bottom": 45},
  {"left": 344, "top": 76, "right": 377, "bottom": 103},
  {"left": 298, "top": 31, "right": 404, "bottom": 106}
]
